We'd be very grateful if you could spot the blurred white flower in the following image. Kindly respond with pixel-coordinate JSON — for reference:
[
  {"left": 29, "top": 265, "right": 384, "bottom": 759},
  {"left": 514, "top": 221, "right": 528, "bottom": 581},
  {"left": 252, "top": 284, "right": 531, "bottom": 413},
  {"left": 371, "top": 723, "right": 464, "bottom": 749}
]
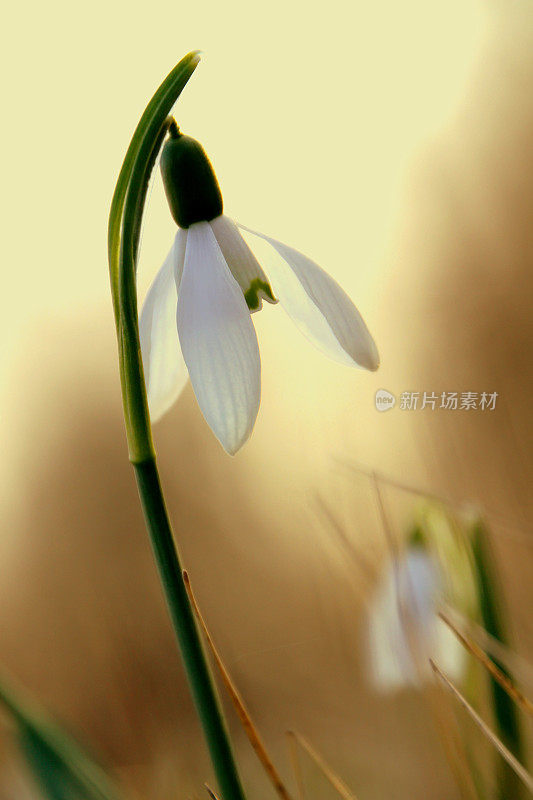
[
  {"left": 366, "top": 547, "right": 465, "bottom": 691},
  {"left": 140, "top": 215, "right": 379, "bottom": 455}
]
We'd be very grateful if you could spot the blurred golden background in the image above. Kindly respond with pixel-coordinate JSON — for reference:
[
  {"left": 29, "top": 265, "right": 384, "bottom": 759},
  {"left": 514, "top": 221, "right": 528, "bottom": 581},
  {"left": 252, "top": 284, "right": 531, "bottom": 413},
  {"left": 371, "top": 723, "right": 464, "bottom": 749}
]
[{"left": 0, "top": 1, "right": 532, "bottom": 798}]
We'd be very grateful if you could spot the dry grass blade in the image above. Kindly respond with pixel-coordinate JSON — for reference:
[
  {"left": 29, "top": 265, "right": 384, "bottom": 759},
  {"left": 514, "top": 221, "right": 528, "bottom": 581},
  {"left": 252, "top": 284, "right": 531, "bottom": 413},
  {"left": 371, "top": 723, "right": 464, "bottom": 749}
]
[
  {"left": 335, "top": 458, "right": 532, "bottom": 546},
  {"left": 439, "top": 612, "right": 533, "bottom": 717},
  {"left": 285, "top": 731, "right": 359, "bottom": 800},
  {"left": 313, "top": 494, "right": 375, "bottom": 586},
  {"left": 182, "top": 571, "right": 293, "bottom": 800},
  {"left": 204, "top": 784, "right": 221, "bottom": 800},
  {"left": 430, "top": 660, "right": 533, "bottom": 794},
  {"left": 447, "top": 608, "right": 533, "bottom": 692},
  {"left": 371, "top": 472, "right": 400, "bottom": 560},
  {"left": 424, "top": 682, "right": 480, "bottom": 800},
  {"left": 285, "top": 731, "right": 306, "bottom": 800}
]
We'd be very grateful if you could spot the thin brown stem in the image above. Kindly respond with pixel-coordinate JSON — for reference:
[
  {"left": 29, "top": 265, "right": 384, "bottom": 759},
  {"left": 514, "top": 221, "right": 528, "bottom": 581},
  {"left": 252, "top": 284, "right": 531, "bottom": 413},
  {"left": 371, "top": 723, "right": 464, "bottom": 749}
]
[
  {"left": 183, "top": 571, "right": 293, "bottom": 800},
  {"left": 285, "top": 731, "right": 359, "bottom": 800},
  {"left": 439, "top": 611, "right": 533, "bottom": 717},
  {"left": 336, "top": 458, "right": 532, "bottom": 546},
  {"left": 285, "top": 732, "right": 305, "bottom": 800},
  {"left": 430, "top": 660, "right": 533, "bottom": 794}
]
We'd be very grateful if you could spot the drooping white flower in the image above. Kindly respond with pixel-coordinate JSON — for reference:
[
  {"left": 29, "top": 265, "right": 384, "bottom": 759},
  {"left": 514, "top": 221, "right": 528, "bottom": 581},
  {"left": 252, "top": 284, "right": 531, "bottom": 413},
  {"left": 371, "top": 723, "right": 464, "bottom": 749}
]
[
  {"left": 139, "top": 125, "right": 379, "bottom": 455},
  {"left": 366, "top": 547, "right": 465, "bottom": 691}
]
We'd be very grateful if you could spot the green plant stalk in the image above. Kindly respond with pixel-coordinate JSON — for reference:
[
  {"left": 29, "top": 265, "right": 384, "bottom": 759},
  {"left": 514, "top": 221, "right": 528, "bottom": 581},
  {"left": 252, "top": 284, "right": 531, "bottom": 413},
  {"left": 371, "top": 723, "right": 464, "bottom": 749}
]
[
  {"left": 134, "top": 460, "right": 245, "bottom": 800},
  {"left": 108, "top": 52, "right": 246, "bottom": 800},
  {"left": 470, "top": 519, "right": 524, "bottom": 800}
]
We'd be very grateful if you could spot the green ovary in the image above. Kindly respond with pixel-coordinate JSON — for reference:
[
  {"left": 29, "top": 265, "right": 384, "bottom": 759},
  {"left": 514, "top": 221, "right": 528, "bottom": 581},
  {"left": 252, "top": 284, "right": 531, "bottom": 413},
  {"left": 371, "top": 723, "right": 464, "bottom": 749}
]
[{"left": 244, "top": 278, "right": 277, "bottom": 311}]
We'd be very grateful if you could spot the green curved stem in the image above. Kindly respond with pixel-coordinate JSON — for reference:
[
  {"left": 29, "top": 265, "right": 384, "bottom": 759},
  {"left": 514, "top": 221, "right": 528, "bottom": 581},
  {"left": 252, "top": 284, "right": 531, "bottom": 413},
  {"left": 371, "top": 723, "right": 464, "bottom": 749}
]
[{"left": 108, "top": 52, "right": 246, "bottom": 800}]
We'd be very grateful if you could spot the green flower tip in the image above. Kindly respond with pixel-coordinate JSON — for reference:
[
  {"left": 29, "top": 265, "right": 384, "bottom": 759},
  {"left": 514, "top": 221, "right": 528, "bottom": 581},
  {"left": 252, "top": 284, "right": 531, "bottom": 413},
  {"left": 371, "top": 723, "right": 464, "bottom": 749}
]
[
  {"left": 160, "top": 130, "right": 223, "bottom": 228},
  {"left": 408, "top": 524, "right": 427, "bottom": 549}
]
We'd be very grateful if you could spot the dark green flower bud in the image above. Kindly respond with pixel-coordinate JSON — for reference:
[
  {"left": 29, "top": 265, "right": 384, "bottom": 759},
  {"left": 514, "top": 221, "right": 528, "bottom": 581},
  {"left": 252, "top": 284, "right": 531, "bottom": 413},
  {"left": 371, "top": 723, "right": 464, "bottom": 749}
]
[{"left": 160, "top": 126, "right": 223, "bottom": 228}]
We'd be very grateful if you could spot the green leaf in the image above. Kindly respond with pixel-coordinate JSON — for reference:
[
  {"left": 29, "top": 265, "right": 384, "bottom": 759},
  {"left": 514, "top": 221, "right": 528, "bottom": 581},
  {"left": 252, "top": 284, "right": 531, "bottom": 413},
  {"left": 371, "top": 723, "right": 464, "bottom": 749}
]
[
  {"left": 470, "top": 519, "right": 525, "bottom": 800},
  {"left": 107, "top": 50, "right": 200, "bottom": 463},
  {"left": 0, "top": 671, "right": 121, "bottom": 800}
]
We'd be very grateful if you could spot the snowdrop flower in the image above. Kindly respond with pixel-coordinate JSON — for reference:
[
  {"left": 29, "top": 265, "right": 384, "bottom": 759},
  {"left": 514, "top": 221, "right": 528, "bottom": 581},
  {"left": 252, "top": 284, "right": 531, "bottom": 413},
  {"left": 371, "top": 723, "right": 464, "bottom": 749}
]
[
  {"left": 366, "top": 545, "right": 465, "bottom": 691},
  {"left": 140, "top": 124, "right": 379, "bottom": 454}
]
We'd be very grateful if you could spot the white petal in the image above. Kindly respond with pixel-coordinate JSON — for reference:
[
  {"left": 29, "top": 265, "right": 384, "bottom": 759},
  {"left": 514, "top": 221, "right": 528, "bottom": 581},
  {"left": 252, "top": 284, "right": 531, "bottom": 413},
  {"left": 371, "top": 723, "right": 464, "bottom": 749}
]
[
  {"left": 239, "top": 225, "right": 379, "bottom": 370},
  {"left": 366, "top": 550, "right": 454, "bottom": 692},
  {"left": 209, "top": 215, "right": 276, "bottom": 312},
  {"left": 177, "top": 222, "right": 261, "bottom": 455},
  {"left": 366, "top": 575, "right": 414, "bottom": 691},
  {"left": 399, "top": 550, "right": 439, "bottom": 638},
  {"left": 139, "top": 230, "right": 188, "bottom": 422}
]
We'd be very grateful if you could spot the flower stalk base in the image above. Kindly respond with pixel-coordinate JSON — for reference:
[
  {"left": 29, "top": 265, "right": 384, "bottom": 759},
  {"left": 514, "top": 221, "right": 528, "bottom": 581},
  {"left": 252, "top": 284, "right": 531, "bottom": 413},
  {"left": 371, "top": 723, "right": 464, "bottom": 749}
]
[{"left": 134, "top": 458, "right": 246, "bottom": 800}]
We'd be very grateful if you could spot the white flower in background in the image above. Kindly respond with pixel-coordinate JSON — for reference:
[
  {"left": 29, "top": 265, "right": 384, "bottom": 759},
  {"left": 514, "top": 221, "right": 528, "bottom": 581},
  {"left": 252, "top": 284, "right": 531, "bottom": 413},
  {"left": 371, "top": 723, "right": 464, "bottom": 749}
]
[
  {"left": 366, "top": 547, "right": 465, "bottom": 691},
  {"left": 139, "top": 125, "right": 379, "bottom": 454}
]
